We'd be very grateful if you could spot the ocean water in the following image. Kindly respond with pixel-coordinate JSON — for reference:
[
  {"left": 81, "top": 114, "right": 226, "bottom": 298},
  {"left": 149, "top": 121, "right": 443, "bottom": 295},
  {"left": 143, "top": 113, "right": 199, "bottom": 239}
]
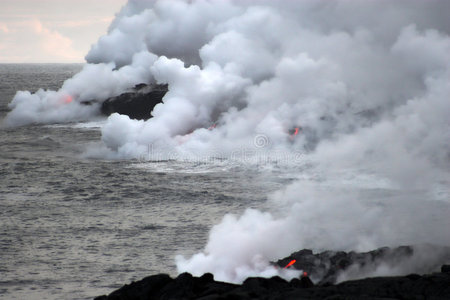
[{"left": 0, "top": 64, "right": 292, "bottom": 299}]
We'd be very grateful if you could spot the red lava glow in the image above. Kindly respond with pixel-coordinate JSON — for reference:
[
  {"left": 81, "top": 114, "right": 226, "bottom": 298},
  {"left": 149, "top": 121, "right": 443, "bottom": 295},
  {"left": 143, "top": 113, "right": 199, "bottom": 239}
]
[
  {"left": 303, "top": 271, "right": 308, "bottom": 277},
  {"left": 289, "top": 127, "right": 300, "bottom": 140},
  {"left": 208, "top": 123, "right": 217, "bottom": 130},
  {"left": 64, "top": 95, "right": 73, "bottom": 104},
  {"left": 283, "top": 259, "right": 296, "bottom": 269}
]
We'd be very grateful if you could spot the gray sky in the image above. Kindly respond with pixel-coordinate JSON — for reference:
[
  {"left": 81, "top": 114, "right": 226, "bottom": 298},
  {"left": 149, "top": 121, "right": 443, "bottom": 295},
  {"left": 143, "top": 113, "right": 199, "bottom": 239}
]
[{"left": 0, "top": 0, "right": 127, "bottom": 63}]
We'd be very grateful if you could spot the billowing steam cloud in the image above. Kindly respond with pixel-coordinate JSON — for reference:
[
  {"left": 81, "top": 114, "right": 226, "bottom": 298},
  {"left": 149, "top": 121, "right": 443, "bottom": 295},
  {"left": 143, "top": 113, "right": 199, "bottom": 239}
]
[
  {"left": 4, "top": 0, "right": 450, "bottom": 283},
  {"left": 5, "top": 51, "right": 157, "bottom": 126}
]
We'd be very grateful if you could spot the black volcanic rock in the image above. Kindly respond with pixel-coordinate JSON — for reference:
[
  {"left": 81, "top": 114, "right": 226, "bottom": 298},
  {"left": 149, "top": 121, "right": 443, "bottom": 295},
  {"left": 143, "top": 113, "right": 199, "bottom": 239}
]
[
  {"left": 95, "top": 267, "right": 450, "bottom": 300},
  {"left": 100, "top": 274, "right": 172, "bottom": 300},
  {"left": 95, "top": 246, "right": 450, "bottom": 300},
  {"left": 274, "top": 245, "right": 448, "bottom": 284},
  {"left": 100, "top": 83, "right": 168, "bottom": 120},
  {"left": 442, "top": 265, "right": 450, "bottom": 273}
]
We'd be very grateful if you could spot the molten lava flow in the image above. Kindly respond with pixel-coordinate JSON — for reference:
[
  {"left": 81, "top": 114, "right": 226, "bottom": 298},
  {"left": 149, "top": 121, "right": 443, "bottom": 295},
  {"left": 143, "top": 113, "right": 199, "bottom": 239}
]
[
  {"left": 289, "top": 127, "right": 300, "bottom": 140},
  {"left": 283, "top": 259, "right": 296, "bottom": 269},
  {"left": 64, "top": 95, "right": 73, "bottom": 104}
]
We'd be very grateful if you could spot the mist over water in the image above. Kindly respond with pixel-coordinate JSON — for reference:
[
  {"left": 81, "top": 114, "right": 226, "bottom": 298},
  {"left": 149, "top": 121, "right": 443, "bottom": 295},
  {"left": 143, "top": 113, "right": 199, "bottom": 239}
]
[
  {"left": 3, "top": 0, "right": 450, "bottom": 286},
  {"left": 0, "top": 65, "right": 285, "bottom": 299}
]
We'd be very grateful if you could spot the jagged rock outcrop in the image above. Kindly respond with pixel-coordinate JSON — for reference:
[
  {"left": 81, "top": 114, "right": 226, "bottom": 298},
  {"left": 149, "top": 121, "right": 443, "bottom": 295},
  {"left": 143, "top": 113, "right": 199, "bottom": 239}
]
[
  {"left": 100, "top": 83, "right": 168, "bottom": 120},
  {"left": 276, "top": 246, "right": 412, "bottom": 284},
  {"left": 95, "top": 266, "right": 450, "bottom": 299},
  {"left": 95, "top": 246, "right": 450, "bottom": 300},
  {"left": 275, "top": 245, "right": 450, "bottom": 284}
]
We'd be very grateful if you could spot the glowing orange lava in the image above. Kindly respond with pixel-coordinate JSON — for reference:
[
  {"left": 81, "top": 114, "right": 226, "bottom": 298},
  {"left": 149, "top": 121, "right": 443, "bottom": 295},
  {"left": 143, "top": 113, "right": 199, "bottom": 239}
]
[
  {"left": 64, "top": 95, "right": 73, "bottom": 104},
  {"left": 283, "top": 259, "right": 296, "bottom": 269},
  {"left": 303, "top": 271, "right": 308, "bottom": 277},
  {"left": 289, "top": 127, "right": 300, "bottom": 140}
]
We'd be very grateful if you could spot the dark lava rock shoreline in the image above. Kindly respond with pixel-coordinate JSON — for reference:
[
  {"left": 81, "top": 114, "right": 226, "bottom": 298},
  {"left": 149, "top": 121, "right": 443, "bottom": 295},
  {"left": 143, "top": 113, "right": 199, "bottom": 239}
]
[
  {"left": 273, "top": 245, "right": 449, "bottom": 285},
  {"left": 95, "top": 266, "right": 450, "bottom": 299},
  {"left": 95, "top": 246, "right": 450, "bottom": 300}
]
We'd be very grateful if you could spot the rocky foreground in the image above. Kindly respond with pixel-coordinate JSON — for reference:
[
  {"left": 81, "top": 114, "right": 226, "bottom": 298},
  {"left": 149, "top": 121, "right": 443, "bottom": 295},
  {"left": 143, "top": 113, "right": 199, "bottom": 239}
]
[
  {"left": 95, "top": 266, "right": 450, "bottom": 299},
  {"left": 95, "top": 246, "right": 450, "bottom": 300}
]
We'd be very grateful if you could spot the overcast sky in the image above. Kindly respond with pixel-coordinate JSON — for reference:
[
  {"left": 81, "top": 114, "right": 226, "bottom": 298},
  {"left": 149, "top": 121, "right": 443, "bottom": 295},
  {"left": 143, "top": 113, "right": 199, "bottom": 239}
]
[{"left": 0, "top": 0, "right": 127, "bottom": 63}]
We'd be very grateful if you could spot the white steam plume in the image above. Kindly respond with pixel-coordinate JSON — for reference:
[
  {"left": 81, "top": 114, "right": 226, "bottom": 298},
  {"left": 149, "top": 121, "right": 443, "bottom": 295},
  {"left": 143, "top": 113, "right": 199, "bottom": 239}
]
[
  {"left": 4, "top": 50, "right": 157, "bottom": 126},
  {"left": 4, "top": 0, "right": 450, "bottom": 283}
]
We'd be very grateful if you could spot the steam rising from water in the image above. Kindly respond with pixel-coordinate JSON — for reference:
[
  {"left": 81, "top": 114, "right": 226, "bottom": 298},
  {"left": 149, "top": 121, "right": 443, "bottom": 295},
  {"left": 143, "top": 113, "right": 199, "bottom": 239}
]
[{"left": 4, "top": 0, "right": 450, "bottom": 283}]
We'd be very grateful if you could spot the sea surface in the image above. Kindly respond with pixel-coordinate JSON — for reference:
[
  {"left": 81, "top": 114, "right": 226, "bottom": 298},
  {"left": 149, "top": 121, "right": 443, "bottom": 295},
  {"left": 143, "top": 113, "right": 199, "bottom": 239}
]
[{"left": 0, "top": 64, "right": 292, "bottom": 299}]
